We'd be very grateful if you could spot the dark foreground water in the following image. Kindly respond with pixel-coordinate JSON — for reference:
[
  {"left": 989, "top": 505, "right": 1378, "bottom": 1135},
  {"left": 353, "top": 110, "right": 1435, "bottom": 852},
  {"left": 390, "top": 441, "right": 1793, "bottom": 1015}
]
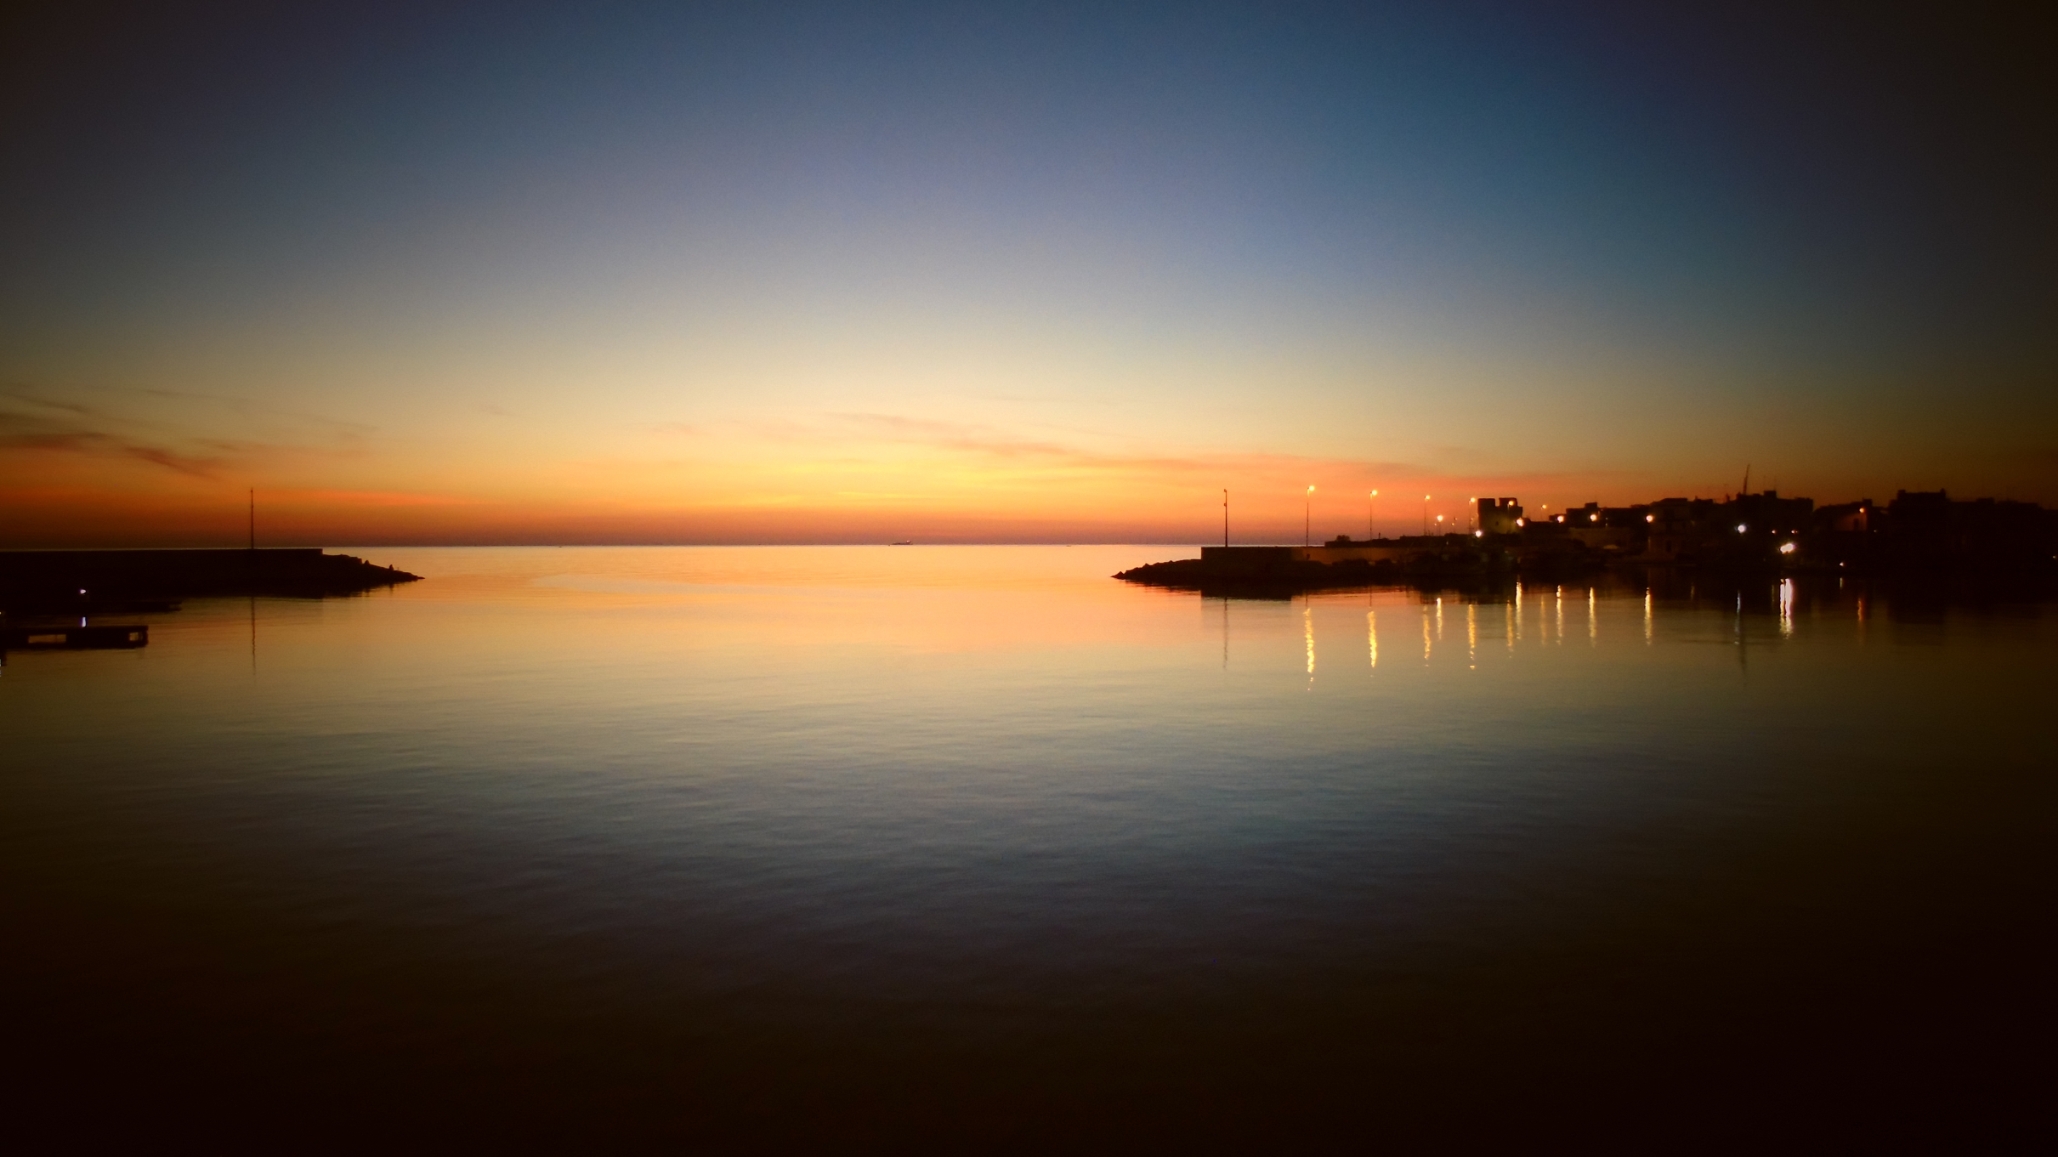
[{"left": 4, "top": 547, "right": 2054, "bottom": 1149}]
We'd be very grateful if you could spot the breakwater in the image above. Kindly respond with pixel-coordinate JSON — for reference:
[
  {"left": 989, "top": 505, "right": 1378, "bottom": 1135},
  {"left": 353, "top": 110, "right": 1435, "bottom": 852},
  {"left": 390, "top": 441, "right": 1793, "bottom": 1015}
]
[
  {"left": 0, "top": 549, "right": 420, "bottom": 610},
  {"left": 1117, "top": 540, "right": 1507, "bottom": 597}
]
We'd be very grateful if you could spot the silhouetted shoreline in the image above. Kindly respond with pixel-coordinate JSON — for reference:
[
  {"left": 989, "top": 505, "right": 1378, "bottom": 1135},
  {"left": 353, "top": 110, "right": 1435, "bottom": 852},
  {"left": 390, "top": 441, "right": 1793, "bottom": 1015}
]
[
  {"left": 1120, "top": 488, "right": 2058, "bottom": 597},
  {"left": 1116, "top": 548, "right": 2058, "bottom": 601},
  {"left": 0, "top": 549, "right": 420, "bottom": 612}
]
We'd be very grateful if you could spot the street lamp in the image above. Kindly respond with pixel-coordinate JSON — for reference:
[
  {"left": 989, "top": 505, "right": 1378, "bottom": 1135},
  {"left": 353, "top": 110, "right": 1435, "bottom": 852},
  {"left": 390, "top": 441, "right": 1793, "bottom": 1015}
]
[
  {"left": 1368, "top": 490, "right": 1378, "bottom": 541},
  {"left": 1305, "top": 485, "right": 1315, "bottom": 547},
  {"left": 1422, "top": 495, "right": 1431, "bottom": 536}
]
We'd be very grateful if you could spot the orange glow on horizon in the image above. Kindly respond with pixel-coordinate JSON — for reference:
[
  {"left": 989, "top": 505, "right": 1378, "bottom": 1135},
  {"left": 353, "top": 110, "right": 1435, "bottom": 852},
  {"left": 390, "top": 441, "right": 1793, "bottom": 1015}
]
[{"left": 0, "top": 426, "right": 1656, "bottom": 547}]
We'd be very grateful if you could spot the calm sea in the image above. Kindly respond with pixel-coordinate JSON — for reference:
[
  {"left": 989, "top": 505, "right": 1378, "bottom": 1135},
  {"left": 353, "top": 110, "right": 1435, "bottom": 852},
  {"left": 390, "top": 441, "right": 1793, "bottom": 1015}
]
[{"left": 5, "top": 546, "right": 2054, "bottom": 1147}]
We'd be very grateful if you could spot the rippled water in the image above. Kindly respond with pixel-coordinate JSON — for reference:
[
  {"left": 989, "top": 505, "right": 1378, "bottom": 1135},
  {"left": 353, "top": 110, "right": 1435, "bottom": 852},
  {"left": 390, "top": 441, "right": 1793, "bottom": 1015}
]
[{"left": 5, "top": 547, "right": 2054, "bottom": 1147}]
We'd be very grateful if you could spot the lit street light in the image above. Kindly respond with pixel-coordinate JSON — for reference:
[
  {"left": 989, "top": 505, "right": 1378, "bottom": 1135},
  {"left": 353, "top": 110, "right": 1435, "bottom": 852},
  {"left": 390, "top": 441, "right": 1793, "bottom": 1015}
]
[
  {"left": 1305, "top": 485, "right": 1316, "bottom": 547},
  {"left": 1368, "top": 489, "right": 1378, "bottom": 541}
]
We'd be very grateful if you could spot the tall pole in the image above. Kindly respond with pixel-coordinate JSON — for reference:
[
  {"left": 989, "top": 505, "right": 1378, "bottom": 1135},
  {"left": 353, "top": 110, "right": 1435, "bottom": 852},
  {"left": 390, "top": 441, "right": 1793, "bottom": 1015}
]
[
  {"left": 1422, "top": 494, "right": 1430, "bottom": 536},
  {"left": 1222, "top": 489, "right": 1229, "bottom": 548},
  {"left": 248, "top": 489, "right": 255, "bottom": 551},
  {"left": 1369, "top": 490, "right": 1378, "bottom": 541},
  {"left": 1305, "top": 485, "right": 1314, "bottom": 547}
]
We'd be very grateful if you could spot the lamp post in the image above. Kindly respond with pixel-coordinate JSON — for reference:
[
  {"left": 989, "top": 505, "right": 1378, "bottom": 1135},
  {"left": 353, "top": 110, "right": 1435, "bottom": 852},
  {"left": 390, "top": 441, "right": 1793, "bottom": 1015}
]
[
  {"left": 1368, "top": 490, "right": 1378, "bottom": 541},
  {"left": 1305, "top": 485, "right": 1315, "bottom": 547},
  {"left": 1422, "top": 495, "right": 1431, "bottom": 536},
  {"left": 1222, "top": 489, "right": 1229, "bottom": 548},
  {"left": 1468, "top": 497, "right": 1477, "bottom": 532}
]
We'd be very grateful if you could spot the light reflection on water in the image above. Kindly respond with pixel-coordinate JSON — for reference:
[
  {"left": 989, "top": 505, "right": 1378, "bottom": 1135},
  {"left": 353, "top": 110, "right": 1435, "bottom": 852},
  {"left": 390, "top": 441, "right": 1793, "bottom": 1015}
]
[{"left": 3, "top": 545, "right": 2054, "bottom": 1143}]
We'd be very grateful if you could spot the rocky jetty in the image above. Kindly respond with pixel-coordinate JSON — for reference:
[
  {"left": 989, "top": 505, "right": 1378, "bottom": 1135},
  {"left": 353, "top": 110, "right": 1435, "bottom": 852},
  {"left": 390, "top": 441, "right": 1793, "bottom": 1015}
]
[
  {"left": 0, "top": 549, "right": 420, "bottom": 611},
  {"left": 1115, "top": 554, "right": 1390, "bottom": 598},
  {"left": 1116, "top": 540, "right": 1516, "bottom": 598}
]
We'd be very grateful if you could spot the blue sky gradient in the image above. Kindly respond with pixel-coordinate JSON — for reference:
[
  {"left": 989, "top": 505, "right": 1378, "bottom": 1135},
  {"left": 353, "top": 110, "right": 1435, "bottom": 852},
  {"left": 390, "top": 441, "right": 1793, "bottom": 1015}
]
[{"left": 4, "top": 3, "right": 2052, "bottom": 543}]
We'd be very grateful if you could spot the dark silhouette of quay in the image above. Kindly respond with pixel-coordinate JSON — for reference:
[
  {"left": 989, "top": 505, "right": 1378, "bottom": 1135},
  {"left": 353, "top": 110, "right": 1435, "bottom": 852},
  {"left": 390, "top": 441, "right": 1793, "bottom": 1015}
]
[
  {"left": 0, "top": 548, "right": 419, "bottom": 609},
  {"left": 0, "top": 549, "right": 420, "bottom": 650},
  {"left": 1119, "top": 489, "right": 2058, "bottom": 597}
]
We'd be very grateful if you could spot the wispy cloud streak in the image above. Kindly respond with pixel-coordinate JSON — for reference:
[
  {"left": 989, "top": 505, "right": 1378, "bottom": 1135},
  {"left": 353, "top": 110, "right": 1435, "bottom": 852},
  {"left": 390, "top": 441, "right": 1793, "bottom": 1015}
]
[{"left": 0, "top": 388, "right": 231, "bottom": 477}]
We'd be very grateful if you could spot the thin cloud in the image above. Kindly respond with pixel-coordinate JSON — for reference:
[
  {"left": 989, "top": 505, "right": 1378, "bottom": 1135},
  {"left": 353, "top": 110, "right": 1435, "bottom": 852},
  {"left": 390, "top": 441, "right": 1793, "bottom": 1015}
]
[
  {"left": 277, "top": 488, "right": 481, "bottom": 508},
  {"left": 3, "top": 391, "right": 100, "bottom": 418},
  {"left": 0, "top": 383, "right": 376, "bottom": 478},
  {"left": 642, "top": 411, "right": 1645, "bottom": 504},
  {"left": 120, "top": 444, "right": 228, "bottom": 477},
  {"left": 806, "top": 412, "right": 1439, "bottom": 485},
  {"left": 0, "top": 407, "right": 227, "bottom": 478}
]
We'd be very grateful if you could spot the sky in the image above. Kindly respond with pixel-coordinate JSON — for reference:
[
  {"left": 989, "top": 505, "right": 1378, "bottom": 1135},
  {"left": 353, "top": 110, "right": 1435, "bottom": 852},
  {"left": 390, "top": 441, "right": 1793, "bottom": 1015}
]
[{"left": 3, "top": 1, "right": 2053, "bottom": 546}]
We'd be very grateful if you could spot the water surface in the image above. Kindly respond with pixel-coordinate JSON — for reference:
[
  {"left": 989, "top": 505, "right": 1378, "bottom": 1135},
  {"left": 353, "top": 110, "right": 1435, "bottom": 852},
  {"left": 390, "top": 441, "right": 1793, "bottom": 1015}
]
[{"left": 6, "top": 547, "right": 2053, "bottom": 1146}]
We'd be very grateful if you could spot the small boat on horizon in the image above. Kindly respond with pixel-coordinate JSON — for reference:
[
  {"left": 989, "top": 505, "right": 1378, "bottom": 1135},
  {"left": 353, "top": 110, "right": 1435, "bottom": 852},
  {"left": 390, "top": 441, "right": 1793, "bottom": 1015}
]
[{"left": 889, "top": 540, "right": 914, "bottom": 546}]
